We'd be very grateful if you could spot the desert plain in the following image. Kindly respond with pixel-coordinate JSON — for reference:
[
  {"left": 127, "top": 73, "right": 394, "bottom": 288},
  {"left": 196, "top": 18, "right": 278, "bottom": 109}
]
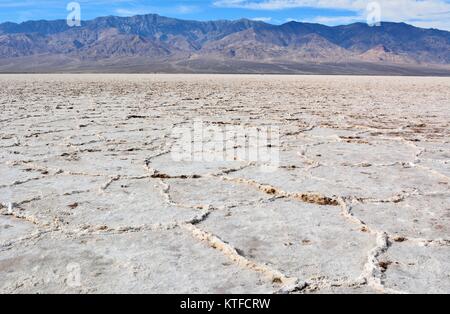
[{"left": 0, "top": 74, "right": 449, "bottom": 294}]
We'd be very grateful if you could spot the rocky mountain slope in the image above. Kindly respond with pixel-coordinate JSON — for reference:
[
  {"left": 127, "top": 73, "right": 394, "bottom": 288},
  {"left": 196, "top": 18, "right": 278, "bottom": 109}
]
[{"left": 1, "top": 14, "right": 449, "bottom": 73}]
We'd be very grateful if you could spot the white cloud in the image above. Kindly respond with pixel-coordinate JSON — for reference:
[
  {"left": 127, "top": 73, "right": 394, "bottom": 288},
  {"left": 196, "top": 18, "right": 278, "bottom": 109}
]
[
  {"left": 308, "top": 15, "right": 363, "bottom": 25},
  {"left": 213, "top": 0, "right": 450, "bottom": 30},
  {"left": 251, "top": 16, "right": 272, "bottom": 22},
  {"left": 175, "top": 5, "right": 200, "bottom": 14},
  {"left": 115, "top": 4, "right": 200, "bottom": 17},
  {"left": 115, "top": 8, "right": 149, "bottom": 16}
]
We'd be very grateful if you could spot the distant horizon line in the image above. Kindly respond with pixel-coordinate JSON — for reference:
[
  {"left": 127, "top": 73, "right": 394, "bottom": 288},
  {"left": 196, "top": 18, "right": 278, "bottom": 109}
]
[{"left": 1, "top": 12, "right": 448, "bottom": 33}]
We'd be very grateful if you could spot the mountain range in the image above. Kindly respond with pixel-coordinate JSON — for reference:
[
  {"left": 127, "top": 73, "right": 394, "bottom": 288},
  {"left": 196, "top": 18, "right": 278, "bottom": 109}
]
[{"left": 1, "top": 14, "right": 450, "bottom": 75}]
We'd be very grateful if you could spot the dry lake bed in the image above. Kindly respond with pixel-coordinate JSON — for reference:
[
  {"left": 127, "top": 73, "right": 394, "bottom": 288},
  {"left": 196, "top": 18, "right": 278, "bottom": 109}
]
[{"left": 0, "top": 74, "right": 449, "bottom": 294}]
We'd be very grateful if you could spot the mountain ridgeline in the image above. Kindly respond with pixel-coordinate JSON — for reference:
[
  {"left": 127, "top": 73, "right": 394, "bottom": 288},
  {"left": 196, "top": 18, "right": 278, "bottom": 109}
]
[{"left": 1, "top": 14, "right": 450, "bottom": 74}]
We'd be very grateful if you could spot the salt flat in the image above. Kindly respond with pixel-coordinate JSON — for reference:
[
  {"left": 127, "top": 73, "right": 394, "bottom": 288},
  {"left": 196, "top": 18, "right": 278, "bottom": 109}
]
[{"left": 0, "top": 74, "right": 449, "bottom": 294}]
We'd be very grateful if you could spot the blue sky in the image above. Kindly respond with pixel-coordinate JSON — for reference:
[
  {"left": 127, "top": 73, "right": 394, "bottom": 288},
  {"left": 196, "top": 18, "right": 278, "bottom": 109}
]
[{"left": 1, "top": 0, "right": 450, "bottom": 30}]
